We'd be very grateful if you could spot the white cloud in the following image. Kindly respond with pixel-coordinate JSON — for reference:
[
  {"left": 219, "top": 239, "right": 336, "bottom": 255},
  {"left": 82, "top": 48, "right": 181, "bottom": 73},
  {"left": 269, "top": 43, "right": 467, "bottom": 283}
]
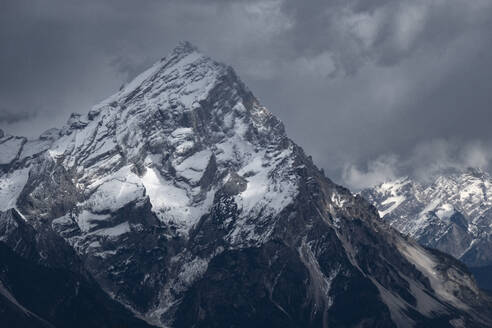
[
  {"left": 292, "top": 51, "right": 337, "bottom": 78},
  {"left": 409, "top": 139, "right": 492, "bottom": 181},
  {"left": 462, "top": 142, "right": 490, "bottom": 168},
  {"left": 223, "top": 0, "right": 293, "bottom": 46},
  {"left": 340, "top": 7, "right": 385, "bottom": 49},
  {"left": 393, "top": 2, "right": 429, "bottom": 52},
  {"left": 342, "top": 154, "right": 399, "bottom": 190}
]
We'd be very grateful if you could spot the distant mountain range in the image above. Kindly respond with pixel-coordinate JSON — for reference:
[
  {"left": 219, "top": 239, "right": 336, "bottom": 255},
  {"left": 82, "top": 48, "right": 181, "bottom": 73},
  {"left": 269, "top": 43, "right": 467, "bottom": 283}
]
[
  {"left": 362, "top": 168, "right": 492, "bottom": 290},
  {"left": 1, "top": 42, "right": 491, "bottom": 327}
]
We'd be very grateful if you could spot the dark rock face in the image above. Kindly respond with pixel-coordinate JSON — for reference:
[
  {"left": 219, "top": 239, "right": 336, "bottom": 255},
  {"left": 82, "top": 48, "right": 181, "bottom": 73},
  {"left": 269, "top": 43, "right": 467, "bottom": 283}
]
[
  {"left": 175, "top": 241, "right": 394, "bottom": 328},
  {"left": 17, "top": 155, "right": 81, "bottom": 220},
  {"left": 0, "top": 242, "right": 155, "bottom": 328},
  {"left": 0, "top": 43, "right": 491, "bottom": 328}
]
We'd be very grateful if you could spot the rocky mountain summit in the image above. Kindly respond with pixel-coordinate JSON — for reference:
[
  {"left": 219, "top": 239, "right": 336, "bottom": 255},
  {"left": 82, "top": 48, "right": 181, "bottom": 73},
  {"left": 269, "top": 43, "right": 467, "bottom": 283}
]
[{"left": 1, "top": 42, "right": 492, "bottom": 327}]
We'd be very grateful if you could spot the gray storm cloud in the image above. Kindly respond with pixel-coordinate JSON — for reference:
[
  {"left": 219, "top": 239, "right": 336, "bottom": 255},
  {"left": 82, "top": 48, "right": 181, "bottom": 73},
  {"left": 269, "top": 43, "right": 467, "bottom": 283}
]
[{"left": 1, "top": 0, "right": 492, "bottom": 187}]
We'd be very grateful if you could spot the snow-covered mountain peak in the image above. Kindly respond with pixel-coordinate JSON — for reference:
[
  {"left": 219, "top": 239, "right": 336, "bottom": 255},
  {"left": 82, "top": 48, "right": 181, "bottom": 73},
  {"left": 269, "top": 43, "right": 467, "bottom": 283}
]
[
  {"left": 2, "top": 42, "right": 293, "bottom": 238},
  {"left": 88, "top": 42, "right": 225, "bottom": 117}
]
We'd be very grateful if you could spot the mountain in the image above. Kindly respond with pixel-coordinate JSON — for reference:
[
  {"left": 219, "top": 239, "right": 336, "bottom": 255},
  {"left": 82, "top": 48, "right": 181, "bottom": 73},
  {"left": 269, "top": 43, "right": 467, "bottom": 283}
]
[
  {"left": 362, "top": 168, "right": 492, "bottom": 267},
  {"left": 1, "top": 42, "right": 492, "bottom": 327},
  {"left": 362, "top": 169, "right": 492, "bottom": 290}
]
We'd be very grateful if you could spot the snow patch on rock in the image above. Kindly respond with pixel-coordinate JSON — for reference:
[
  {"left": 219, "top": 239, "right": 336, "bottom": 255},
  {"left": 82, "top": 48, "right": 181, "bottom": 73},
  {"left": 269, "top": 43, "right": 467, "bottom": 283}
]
[
  {"left": 87, "top": 167, "right": 145, "bottom": 213},
  {"left": 0, "top": 168, "right": 30, "bottom": 212},
  {"left": 0, "top": 137, "right": 24, "bottom": 165}
]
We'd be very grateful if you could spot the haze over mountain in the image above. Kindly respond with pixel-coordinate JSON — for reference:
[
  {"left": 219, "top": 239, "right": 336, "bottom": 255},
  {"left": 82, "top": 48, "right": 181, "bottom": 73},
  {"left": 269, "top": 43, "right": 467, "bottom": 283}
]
[{"left": 1, "top": 43, "right": 491, "bottom": 328}]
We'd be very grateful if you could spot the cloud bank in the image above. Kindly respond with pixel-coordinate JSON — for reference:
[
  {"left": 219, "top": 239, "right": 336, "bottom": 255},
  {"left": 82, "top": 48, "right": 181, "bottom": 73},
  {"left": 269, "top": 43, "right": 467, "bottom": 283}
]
[{"left": 344, "top": 139, "right": 492, "bottom": 190}]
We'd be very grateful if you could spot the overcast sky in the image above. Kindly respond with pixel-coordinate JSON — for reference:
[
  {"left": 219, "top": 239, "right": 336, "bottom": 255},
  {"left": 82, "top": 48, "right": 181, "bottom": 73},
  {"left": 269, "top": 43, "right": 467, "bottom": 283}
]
[{"left": 2, "top": 0, "right": 492, "bottom": 189}]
